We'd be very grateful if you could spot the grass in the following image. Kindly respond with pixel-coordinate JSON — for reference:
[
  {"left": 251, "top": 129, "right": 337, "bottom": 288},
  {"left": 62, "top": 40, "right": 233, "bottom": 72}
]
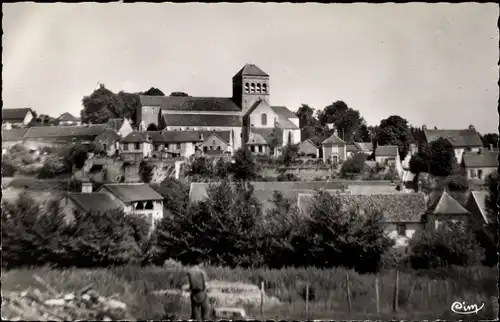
[{"left": 2, "top": 265, "right": 497, "bottom": 320}]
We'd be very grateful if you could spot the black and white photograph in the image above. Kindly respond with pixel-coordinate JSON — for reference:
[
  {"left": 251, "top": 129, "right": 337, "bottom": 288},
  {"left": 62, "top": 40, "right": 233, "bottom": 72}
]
[{"left": 1, "top": 2, "right": 498, "bottom": 321}]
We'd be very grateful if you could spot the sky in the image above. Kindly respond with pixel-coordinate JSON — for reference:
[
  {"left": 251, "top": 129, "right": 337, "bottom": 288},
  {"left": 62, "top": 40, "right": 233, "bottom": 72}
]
[{"left": 2, "top": 3, "right": 499, "bottom": 134}]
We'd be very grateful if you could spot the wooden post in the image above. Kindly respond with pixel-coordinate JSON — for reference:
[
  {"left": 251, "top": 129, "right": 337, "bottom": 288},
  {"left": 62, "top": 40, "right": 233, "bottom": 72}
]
[
  {"left": 375, "top": 277, "right": 380, "bottom": 315},
  {"left": 260, "top": 281, "right": 264, "bottom": 318},
  {"left": 392, "top": 270, "right": 399, "bottom": 313},
  {"left": 345, "top": 273, "right": 352, "bottom": 314},
  {"left": 305, "top": 284, "right": 309, "bottom": 319}
]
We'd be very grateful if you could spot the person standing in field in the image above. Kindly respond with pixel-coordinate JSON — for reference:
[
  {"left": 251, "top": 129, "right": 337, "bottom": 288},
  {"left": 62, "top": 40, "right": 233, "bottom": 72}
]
[{"left": 187, "top": 259, "right": 211, "bottom": 321}]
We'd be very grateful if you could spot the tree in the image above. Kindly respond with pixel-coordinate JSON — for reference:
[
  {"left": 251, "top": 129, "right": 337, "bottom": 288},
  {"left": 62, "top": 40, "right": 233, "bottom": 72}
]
[
  {"left": 481, "top": 133, "right": 499, "bottom": 149},
  {"left": 304, "top": 191, "right": 393, "bottom": 272},
  {"left": 444, "top": 174, "right": 469, "bottom": 192},
  {"left": 317, "top": 101, "right": 364, "bottom": 143},
  {"left": 376, "top": 115, "right": 414, "bottom": 160},
  {"left": 117, "top": 91, "right": 142, "bottom": 121},
  {"left": 352, "top": 123, "right": 371, "bottom": 142},
  {"left": 266, "top": 126, "right": 283, "bottom": 155},
  {"left": 428, "top": 138, "right": 457, "bottom": 177},
  {"left": 229, "top": 148, "right": 258, "bottom": 181},
  {"left": 169, "top": 92, "right": 189, "bottom": 97},
  {"left": 409, "top": 221, "right": 484, "bottom": 269},
  {"left": 81, "top": 85, "right": 123, "bottom": 124},
  {"left": 280, "top": 144, "right": 299, "bottom": 167},
  {"left": 479, "top": 172, "right": 498, "bottom": 266},
  {"left": 409, "top": 151, "right": 430, "bottom": 176},
  {"left": 296, "top": 104, "right": 317, "bottom": 128},
  {"left": 340, "top": 153, "right": 367, "bottom": 178},
  {"left": 28, "top": 114, "right": 58, "bottom": 127},
  {"left": 139, "top": 161, "right": 155, "bottom": 183},
  {"left": 144, "top": 87, "right": 165, "bottom": 96},
  {"left": 150, "top": 178, "right": 189, "bottom": 217}
]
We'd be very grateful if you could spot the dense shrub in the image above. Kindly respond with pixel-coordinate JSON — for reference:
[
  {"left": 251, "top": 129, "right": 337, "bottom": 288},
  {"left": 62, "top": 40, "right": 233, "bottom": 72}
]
[
  {"left": 409, "top": 222, "right": 484, "bottom": 269},
  {"left": 139, "top": 161, "right": 155, "bottom": 183},
  {"left": 340, "top": 153, "right": 366, "bottom": 178},
  {"left": 444, "top": 174, "right": 469, "bottom": 191},
  {"left": 2, "top": 157, "right": 16, "bottom": 177},
  {"left": 150, "top": 178, "right": 189, "bottom": 217},
  {"left": 276, "top": 172, "right": 300, "bottom": 182}
]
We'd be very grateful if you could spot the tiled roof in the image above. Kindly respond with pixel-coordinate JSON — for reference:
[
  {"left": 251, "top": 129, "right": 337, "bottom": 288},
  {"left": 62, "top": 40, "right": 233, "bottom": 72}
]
[
  {"left": 121, "top": 131, "right": 150, "bottom": 143},
  {"left": 467, "top": 191, "right": 490, "bottom": 224},
  {"left": 354, "top": 142, "right": 373, "bottom": 153},
  {"left": 462, "top": 151, "right": 498, "bottom": 168},
  {"left": 140, "top": 96, "right": 241, "bottom": 112},
  {"left": 300, "top": 139, "right": 319, "bottom": 149},
  {"left": 58, "top": 112, "right": 80, "bottom": 122},
  {"left": 201, "top": 131, "right": 231, "bottom": 144},
  {"left": 424, "top": 128, "right": 482, "bottom": 148},
  {"left": 233, "top": 64, "right": 269, "bottom": 78},
  {"left": 148, "top": 131, "right": 203, "bottom": 143},
  {"left": 163, "top": 114, "right": 242, "bottom": 127},
  {"left": 346, "top": 144, "right": 358, "bottom": 152},
  {"left": 67, "top": 193, "right": 122, "bottom": 213},
  {"left": 253, "top": 189, "right": 344, "bottom": 214},
  {"left": 94, "top": 129, "right": 121, "bottom": 142},
  {"left": 375, "top": 145, "right": 399, "bottom": 157},
  {"left": 247, "top": 132, "right": 269, "bottom": 145},
  {"left": 428, "top": 190, "right": 470, "bottom": 215},
  {"left": 322, "top": 133, "right": 345, "bottom": 145},
  {"left": 98, "top": 183, "right": 163, "bottom": 202},
  {"left": 248, "top": 128, "right": 283, "bottom": 145},
  {"left": 2, "top": 108, "right": 33, "bottom": 121},
  {"left": 106, "top": 118, "right": 125, "bottom": 131},
  {"left": 346, "top": 184, "right": 400, "bottom": 194},
  {"left": 2, "top": 128, "right": 29, "bottom": 141},
  {"left": 189, "top": 181, "right": 347, "bottom": 204},
  {"left": 273, "top": 114, "right": 299, "bottom": 129},
  {"left": 270, "top": 106, "right": 298, "bottom": 120},
  {"left": 297, "top": 192, "right": 427, "bottom": 222},
  {"left": 24, "top": 125, "right": 108, "bottom": 139}
]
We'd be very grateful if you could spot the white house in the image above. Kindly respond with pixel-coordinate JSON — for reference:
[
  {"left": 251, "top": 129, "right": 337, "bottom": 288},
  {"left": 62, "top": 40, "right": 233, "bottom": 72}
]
[
  {"left": 423, "top": 125, "right": 482, "bottom": 163},
  {"left": 2, "top": 108, "right": 34, "bottom": 129}
]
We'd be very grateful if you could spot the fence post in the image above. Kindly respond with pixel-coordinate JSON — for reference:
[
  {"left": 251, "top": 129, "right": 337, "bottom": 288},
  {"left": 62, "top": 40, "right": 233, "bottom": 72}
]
[
  {"left": 375, "top": 276, "right": 380, "bottom": 315},
  {"left": 260, "top": 281, "right": 264, "bottom": 318},
  {"left": 305, "top": 283, "right": 309, "bottom": 319},
  {"left": 392, "top": 270, "right": 399, "bottom": 313},
  {"left": 345, "top": 273, "right": 352, "bottom": 314}
]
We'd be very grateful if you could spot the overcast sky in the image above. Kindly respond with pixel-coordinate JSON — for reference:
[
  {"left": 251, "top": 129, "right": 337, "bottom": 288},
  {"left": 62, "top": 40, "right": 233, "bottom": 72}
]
[{"left": 3, "top": 3, "right": 499, "bottom": 133}]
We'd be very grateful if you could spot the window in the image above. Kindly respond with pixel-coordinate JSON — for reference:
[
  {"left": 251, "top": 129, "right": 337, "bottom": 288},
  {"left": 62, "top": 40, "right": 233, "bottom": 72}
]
[
  {"left": 258, "top": 145, "right": 263, "bottom": 153},
  {"left": 123, "top": 144, "right": 129, "bottom": 151},
  {"left": 262, "top": 83, "right": 267, "bottom": 93},
  {"left": 213, "top": 140, "right": 216, "bottom": 146},
  {"left": 244, "top": 83, "right": 249, "bottom": 93},
  {"left": 103, "top": 143, "right": 107, "bottom": 151},
  {"left": 203, "top": 146, "right": 208, "bottom": 153},
  {"left": 135, "top": 143, "right": 140, "bottom": 150},
  {"left": 256, "top": 83, "right": 261, "bottom": 93},
  {"left": 478, "top": 169, "right": 483, "bottom": 179},
  {"left": 176, "top": 143, "right": 181, "bottom": 150},
  {"left": 217, "top": 146, "right": 221, "bottom": 150},
  {"left": 250, "top": 83, "right": 255, "bottom": 93},
  {"left": 465, "top": 147, "right": 471, "bottom": 152},
  {"left": 251, "top": 146, "right": 256, "bottom": 153},
  {"left": 145, "top": 201, "right": 154, "bottom": 210},
  {"left": 210, "top": 146, "right": 213, "bottom": 150},
  {"left": 470, "top": 169, "right": 477, "bottom": 178},
  {"left": 397, "top": 224, "right": 406, "bottom": 236},
  {"left": 261, "top": 113, "right": 267, "bottom": 126},
  {"left": 135, "top": 201, "right": 144, "bottom": 210}
]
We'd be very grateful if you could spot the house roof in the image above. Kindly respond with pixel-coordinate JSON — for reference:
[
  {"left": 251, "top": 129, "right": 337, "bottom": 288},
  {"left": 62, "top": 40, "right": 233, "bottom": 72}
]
[
  {"left": 246, "top": 132, "right": 269, "bottom": 145},
  {"left": 346, "top": 144, "right": 358, "bottom": 152},
  {"left": 354, "top": 142, "right": 373, "bottom": 153},
  {"left": 24, "top": 124, "right": 108, "bottom": 139},
  {"left": 233, "top": 64, "right": 269, "bottom": 78},
  {"left": 428, "top": 190, "right": 470, "bottom": 215},
  {"left": 375, "top": 145, "right": 399, "bottom": 157},
  {"left": 2, "top": 128, "right": 29, "bottom": 141},
  {"left": 467, "top": 191, "right": 490, "bottom": 224},
  {"left": 2, "top": 108, "right": 33, "bottom": 121},
  {"left": 94, "top": 129, "right": 121, "bottom": 142},
  {"left": 148, "top": 131, "right": 203, "bottom": 143},
  {"left": 270, "top": 106, "right": 298, "bottom": 120},
  {"left": 58, "top": 112, "right": 80, "bottom": 122},
  {"left": 67, "top": 193, "right": 122, "bottom": 213},
  {"left": 300, "top": 139, "right": 319, "bottom": 149},
  {"left": 121, "top": 131, "right": 151, "bottom": 143},
  {"left": 253, "top": 189, "right": 344, "bottom": 214},
  {"left": 189, "top": 181, "right": 347, "bottom": 204},
  {"left": 163, "top": 114, "right": 242, "bottom": 127},
  {"left": 201, "top": 131, "right": 231, "bottom": 144},
  {"left": 322, "top": 133, "right": 345, "bottom": 145},
  {"left": 424, "top": 128, "right": 482, "bottom": 148},
  {"left": 140, "top": 96, "right": 241, "bottom": 112},
  {"left": 247, "top": 128, "right": 283, "bottom": 145},
  {"left": 273, "top": 114, "right": 299, "bottom": 129},
  {"left": 297, "top": 192, "right": 427, "bottom": 222},
  {"left": 346, "top": 183, "right": 400, "bottom": 194},
  {"left": 106, "top": 118, "right": 125, "bottom": 131},
  {"left": 98, "top": 183, "right": 163, "bottom": 202},
  {"left": 462, "top": 151, "right": 498, "bottom": 168}
]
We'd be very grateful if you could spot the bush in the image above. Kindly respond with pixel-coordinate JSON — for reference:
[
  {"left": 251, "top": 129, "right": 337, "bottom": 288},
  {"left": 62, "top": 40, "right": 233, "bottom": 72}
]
[
  {"left": 409, "top": 222, "right": 484, "bottom": 269},
  {"left": 306, "top": 153, "right": 316, "bottom": 158},
  {"left": 276, "top": 172, "right": 300, "bottom": 182},
  {"left": 2, "top": 158, "right": 16, "bottom": 177},
  {"left": 444, "top": 174, "right": 469, "bottom": 191},
  {"left": 139, "top": 161, "right": 155, "bottom": 183},
  {"left": 340, "top": 153, "right": 366, "bottom": 178}
]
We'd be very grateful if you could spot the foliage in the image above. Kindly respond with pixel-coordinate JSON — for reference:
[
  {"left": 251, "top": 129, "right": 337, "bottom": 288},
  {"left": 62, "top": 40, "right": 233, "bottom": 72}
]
[
  {"left": 376, "top": 115, "right": 414, "bottom": 160},
  {"left": 428, "top": 138, "right": 457, "bottom": 177},
  {"left": 28, "top": 114, "right": 58, "bottom": 127},
  {"left": 153, "top": 180, "right": 264, "bottom": 267},
  {"left": 143, "top": 87, "right": 165, "bottom": 96},
  {"left": 481, "top": 172, "right": 499, "bottom": 266},
  {"left": 276, "top": 172, "right": 300, "bottom": 182},
  {"left": 340, "top": 153, "right": 367, "bottom": 178},
  {"left": 139, "top": 161, "right": 155, "bottom": 183},
  {"left": 409, "top": 151, "right": 429, "bottom": 175},
  {"left": 214, "top": 158, "right": 230, "bottom": 178},
  {"left": 187, "top": 157, "right": 213, "bottom": 179},
  {"left": 2, "top": 157, "right": 16, "bottom": 177},
  {"left": 353, "top": 123, "right": 371, "bottom": 142},
  {"left": 481, "top": 133, "right": 499, "bottom": 148},
  {"left": 1, "top": 194, "right": 151, "bottom": 269},
  {"left": 444, "top": 174, "right": 469, "bottom": 191},
  {"left": 229, "top": 148, "right": 259, "bottom": 181},
  {"left": 317, "top": 101, "right": 365, "bottom": 143},
  {"left": 409, "top": 222, "right": 484, "bottom": 269},
  {"left": 169, "top": 91, "right": 188, "bottom": 97},
  {"left": 280, "top": 144, "right": 299, "bottom": 167},
  {"left": 150, "top": 178, "right": 190, "bottom": 217},
  {"left": 485, "top": 172, "right": 498, "bottom": 216}
]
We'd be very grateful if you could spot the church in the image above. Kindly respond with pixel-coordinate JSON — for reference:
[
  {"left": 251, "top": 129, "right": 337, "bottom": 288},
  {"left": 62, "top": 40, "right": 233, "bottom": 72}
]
[{"left": 136, "top": 64, "right": 301, "bottom": 154}]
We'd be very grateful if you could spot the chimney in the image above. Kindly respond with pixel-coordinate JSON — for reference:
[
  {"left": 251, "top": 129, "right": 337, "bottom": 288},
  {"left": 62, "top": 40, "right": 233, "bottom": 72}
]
[
  {"left": 99, "top": 83, "right": 105, "bottom": 89},
  {"left": 81, "top": 181, "right": 93, "bottom": 193},
  {"left": 417, "top": 181, "right": 422, "bottom": 192},
  {"left": 469, "top": 124, "right": 475, "bottom": 131},
  {"left": 489, "top": 144, "right": 493, "bottom": 151},
  {"left": 333, "top": 128, "right": 338, "bottom": 136}
]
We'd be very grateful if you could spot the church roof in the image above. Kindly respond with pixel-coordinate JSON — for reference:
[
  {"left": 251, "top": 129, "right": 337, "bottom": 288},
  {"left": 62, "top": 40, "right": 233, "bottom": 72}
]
[
  {"left": 140, "top": 96, "right": 241, "bottom": 112},
  {"left": 270, "top": 106, "right": 297, "bottom": 119},
  {"left": 163, "top": 114, "right": 242, "bottom": 127},
  {"left": 233, "top": 64, "right": 269, "bottom": 78}
]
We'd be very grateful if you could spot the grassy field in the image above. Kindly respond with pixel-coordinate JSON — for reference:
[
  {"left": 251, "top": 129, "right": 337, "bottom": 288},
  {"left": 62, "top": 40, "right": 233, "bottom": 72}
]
[{"left": 2, "top": 265, "right": 497, "bottom": 320}]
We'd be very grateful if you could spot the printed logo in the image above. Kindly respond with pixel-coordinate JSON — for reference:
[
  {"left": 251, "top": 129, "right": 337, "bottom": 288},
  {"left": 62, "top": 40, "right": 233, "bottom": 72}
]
[{"left": 451, "top": 301, "right": 485, "bottom": 315}]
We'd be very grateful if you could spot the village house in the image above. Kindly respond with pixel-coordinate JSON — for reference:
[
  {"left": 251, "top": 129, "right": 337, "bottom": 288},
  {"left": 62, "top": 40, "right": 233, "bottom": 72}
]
[
  {"left": 106, "top": 118, "right": 134, "bottom": 138},
  {"left": 461, "top": 149, "right": 498, "bottom": 182},
  {"left": 22, "top": 124, "right": 108, "bottom": 151},
  {"left": 346, "top": 144, "right": 358, "bottom": 159},
  {"left": 94, "top": 129, "right": 121, "bottom": 157},
  {"left": 423, "top": 125, "right": 483, "bottom": 163},
  {"left": 61, "top": 182, "right": 164, "bottom": 229},
  {"left": 246, "top": 128, "right": 283, "bottom": 156},
  {"left": 346, "top": 142, "right": 374, "bottom": 159},
  {"left": 137, "top": 64, "right": 300, "bottom": 152},
  {"left": 297, "top": 192, "right": 427, "bottom": 248},
  {"left": 2, "top": 108, "right": 35, "bottom": 129},
  {"left": 119, "top": 131, "right": 154, "bottom": 162},
  {"left": 199, "top": 130, "right": 233, "bottom": 154},
  {"left": 423, "top": 190, "right": 471, "bottom": 230},
  {"left": 57, "top": 112, "right": 81, "bottom": 126},
  {"left": 322, "top": 129, "right": 346, "bottom": 163},
  {"left": 148, "top": 131, "right": 203, "bottom": 159},
  {"left": 374, "top": 145, "right": 403, "bottom": 176},
  {"left": 298, "top": 139, "right": 320, "bottom": 158}
]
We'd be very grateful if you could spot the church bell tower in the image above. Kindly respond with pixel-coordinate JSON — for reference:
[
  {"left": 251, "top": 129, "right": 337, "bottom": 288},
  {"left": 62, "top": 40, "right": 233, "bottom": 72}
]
[{"left": 232, "top": 64, "right": 270, "bottom": 115}]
